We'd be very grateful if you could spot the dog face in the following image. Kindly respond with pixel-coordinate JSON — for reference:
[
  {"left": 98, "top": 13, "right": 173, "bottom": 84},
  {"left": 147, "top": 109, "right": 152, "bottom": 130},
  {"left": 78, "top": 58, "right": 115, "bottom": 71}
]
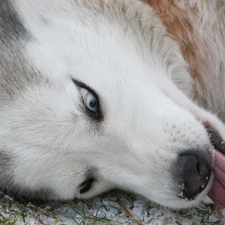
[{"left": 1, "top": 0, "right": 225, "bottom": 209}]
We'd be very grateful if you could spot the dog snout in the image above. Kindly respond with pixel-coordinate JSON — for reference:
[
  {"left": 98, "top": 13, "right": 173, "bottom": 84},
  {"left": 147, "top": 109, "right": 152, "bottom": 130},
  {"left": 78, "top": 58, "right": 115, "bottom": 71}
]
[{"left": 174, "top": 150, "right": 212, "bottom": 200}]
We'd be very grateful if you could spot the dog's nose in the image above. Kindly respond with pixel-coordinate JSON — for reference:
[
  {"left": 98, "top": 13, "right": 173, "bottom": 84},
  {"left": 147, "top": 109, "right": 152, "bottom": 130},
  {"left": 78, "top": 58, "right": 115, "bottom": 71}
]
[{"left": 175, "top": 150, "right": 212, "bottom": 200}]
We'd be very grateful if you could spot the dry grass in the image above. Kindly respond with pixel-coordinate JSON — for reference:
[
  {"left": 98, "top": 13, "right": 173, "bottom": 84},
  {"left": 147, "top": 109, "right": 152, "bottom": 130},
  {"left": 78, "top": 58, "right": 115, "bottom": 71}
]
[{"left": 0, "top": 191, "right": 220, "bottom": 225}]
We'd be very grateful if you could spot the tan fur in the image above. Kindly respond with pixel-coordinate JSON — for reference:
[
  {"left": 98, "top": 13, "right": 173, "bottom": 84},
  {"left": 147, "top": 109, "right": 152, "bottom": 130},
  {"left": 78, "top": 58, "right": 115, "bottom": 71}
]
[
  {"left": 143, "top": 0, "right": 225, "bottom": 114},
  {"left": 143, "top": 0, "right": 206, "bottom": 82}
]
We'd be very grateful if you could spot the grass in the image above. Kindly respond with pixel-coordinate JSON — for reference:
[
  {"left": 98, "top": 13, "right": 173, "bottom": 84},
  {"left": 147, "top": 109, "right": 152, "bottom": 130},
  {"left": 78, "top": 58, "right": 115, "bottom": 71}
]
[{"left": 0, "top": 191, "right": 221, "bottom": 225}]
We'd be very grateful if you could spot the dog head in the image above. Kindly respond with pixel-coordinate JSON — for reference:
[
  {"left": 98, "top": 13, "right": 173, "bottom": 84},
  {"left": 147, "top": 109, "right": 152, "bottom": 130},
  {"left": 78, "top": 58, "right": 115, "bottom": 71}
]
[{"left": 1, "top": 0, "right": 225, "bottom": 209}]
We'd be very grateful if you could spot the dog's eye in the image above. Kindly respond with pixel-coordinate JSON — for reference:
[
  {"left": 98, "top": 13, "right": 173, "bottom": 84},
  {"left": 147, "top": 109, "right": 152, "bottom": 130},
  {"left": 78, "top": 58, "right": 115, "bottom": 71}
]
[
  {"left": 80, "top": 178, "right": 95, "bottom": 194},
  {"left": 80, "top": 88, "right": 98, "bottom": 113},
  {"left": 72, "top": 79, "right": 102, "bottom": 121}
]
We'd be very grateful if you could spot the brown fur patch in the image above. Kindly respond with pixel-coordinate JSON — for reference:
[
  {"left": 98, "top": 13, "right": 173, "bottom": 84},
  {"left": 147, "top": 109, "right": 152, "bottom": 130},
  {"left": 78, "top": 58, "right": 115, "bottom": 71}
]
[{"left": 143, "top": 0, "right": 207, "bottom": 98}]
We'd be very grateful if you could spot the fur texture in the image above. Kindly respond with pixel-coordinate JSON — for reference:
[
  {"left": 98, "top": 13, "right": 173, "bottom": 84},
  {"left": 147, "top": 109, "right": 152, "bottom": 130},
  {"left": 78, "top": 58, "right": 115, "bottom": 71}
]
[{"left": 0, "top": 0, "right": 225, "bottom": 209}]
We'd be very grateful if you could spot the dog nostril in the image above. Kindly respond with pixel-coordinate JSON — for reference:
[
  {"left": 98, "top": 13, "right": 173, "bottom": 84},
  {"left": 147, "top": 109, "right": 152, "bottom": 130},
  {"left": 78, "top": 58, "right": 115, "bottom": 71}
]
[
  {"left": 196, "top": 162, "right": 200, "bottom": 174},
  {"left": 175, "top": 150, "right": 212, "bottom": 200}
]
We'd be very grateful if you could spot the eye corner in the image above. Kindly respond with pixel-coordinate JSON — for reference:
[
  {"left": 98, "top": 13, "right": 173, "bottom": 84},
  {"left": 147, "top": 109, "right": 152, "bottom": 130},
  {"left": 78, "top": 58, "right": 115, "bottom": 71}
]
[{"left": 72, "top": 78, "right": 80, "bottom": 87}]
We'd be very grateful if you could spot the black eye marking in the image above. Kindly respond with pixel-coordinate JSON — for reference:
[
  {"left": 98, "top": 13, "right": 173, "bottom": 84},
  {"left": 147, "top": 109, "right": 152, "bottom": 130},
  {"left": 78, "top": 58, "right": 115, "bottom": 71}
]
[
  {"left": 80, "top": 178, "right": 95, "bottom": 194},
  {"left": 72, "top": 79, "right": 103, "bottom": 121}
]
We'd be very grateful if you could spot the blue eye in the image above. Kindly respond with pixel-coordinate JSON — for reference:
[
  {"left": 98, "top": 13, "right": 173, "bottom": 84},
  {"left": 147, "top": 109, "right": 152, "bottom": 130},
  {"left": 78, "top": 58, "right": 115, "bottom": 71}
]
[
  {"left": 73, "top": 79, "right": 102, "bottom": 121},
  {"left": 80, "top": 87, "right": 98, "bottom": 113},
  {"left": 85, "top": 91, "right": 98, "bottom": 113}
]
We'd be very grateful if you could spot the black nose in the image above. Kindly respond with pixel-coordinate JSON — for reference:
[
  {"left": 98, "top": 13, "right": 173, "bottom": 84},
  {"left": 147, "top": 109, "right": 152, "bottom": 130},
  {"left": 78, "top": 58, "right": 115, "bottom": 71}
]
[{"left": 175, "top": 150, "right": 212, "bottom": 200}]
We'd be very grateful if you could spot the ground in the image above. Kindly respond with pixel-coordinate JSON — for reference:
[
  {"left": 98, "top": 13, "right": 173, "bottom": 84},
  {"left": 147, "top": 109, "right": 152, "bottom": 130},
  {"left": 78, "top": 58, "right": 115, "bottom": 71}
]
[{"left": 0, "top": 191, "right": 220, "bottom": 225}]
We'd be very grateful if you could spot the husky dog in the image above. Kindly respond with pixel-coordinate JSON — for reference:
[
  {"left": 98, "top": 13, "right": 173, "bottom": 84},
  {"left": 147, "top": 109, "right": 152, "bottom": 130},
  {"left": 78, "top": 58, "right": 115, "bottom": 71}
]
[{"left": 1, "top": 0, "right": 225, "bottom": 209}]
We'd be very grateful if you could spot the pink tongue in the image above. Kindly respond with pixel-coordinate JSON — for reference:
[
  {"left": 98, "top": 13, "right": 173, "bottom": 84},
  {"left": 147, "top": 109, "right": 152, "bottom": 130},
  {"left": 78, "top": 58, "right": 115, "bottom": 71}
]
[
  {"left": 212, "top": 150, "right": 225, "bottom": 171},
  {"left": 208, "top": 150, "right": 225, "bottom": 223}
]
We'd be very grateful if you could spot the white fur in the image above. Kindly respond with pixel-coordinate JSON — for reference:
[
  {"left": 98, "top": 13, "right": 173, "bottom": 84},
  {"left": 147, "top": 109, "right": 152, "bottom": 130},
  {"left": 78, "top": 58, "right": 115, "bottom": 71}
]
[{"left": 1, "top": 0, "right": 225, "bottom": 209}]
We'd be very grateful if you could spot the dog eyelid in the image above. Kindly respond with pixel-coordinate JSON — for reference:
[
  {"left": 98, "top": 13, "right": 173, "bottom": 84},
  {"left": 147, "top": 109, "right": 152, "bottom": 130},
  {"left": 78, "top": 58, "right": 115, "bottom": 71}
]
[{"left": 72, "top": 79, "right": 103, "bottom": 121}]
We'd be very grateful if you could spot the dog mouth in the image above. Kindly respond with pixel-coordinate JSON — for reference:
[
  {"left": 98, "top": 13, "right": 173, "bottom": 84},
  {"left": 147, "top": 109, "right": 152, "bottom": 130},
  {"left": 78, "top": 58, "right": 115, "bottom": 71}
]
[
  {"left": 205, "top": 123, "right": 225, "bottom": 155},
  {"left": 197, "top": 123, "right": 225, "bottom": 195},
  {"left": 194, "top": 123, "right": 225, "bottom": 197},
  {"left": 176, "top": 123, "right": 225, "bottom": 201}
]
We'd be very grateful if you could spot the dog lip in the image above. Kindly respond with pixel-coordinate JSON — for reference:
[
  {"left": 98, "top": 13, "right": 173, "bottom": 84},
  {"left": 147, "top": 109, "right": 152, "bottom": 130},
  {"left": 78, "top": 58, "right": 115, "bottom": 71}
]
[{"left": 204, "top": 123, "right": 225, "bottom": 155}]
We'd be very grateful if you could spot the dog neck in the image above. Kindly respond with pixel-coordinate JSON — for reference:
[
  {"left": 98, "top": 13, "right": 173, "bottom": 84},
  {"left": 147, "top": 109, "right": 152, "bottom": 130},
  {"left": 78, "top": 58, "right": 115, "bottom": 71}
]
[
  {"left": 143, "top": 0, "right": 206, "bottom": 86},
  {"left": 143, "top": 0, "right": 225, "bottom": 117}
]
